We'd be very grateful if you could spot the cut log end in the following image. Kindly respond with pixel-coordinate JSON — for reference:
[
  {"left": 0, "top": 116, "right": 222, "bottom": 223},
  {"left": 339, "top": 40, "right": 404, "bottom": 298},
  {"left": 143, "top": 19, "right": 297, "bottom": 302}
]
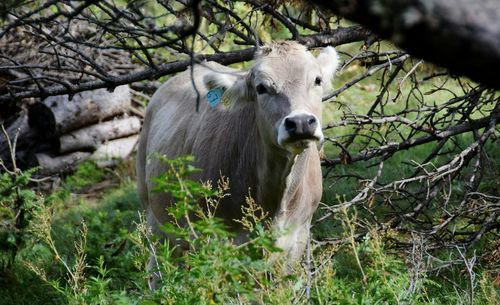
[
  {"left": 28, "top": 103, "right": 56, "bottom": 139},
  {"left": 2, "top": 85, "right": 141, "bottom": 176},
  {"left": 91, "top": 135, "right": 139, "bottom": 167}
]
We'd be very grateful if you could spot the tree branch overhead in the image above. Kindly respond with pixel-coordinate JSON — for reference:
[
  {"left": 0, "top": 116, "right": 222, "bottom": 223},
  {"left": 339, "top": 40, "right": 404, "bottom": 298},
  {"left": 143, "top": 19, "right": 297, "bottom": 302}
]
[{"left": 313, "top": 0, "right": 500, "bottom": 88}]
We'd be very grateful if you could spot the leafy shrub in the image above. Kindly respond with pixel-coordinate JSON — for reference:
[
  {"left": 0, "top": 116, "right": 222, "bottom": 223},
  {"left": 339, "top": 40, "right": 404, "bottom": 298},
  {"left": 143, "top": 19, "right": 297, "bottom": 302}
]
[
  {"left": 139, "top": 154, "right": 282, "bottom": 304},
  {"left": 0, "top": 168, "right": 41, "bottom": 271},
  {"left": 20, "top": 155, "right": 285, "bottom": 304},
  {"left": 67, "top": 161, "right": 104, "bottom": 188}
]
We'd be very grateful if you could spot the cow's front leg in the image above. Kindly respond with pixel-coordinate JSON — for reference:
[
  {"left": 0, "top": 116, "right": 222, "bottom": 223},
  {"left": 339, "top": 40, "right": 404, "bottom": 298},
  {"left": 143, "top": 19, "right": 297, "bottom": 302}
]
[
  {"left": 277, "top": 224, "right": 310, "bottom": 261},
  {"left": 271, "top": 214, "right": 312, "bottom": 263}
]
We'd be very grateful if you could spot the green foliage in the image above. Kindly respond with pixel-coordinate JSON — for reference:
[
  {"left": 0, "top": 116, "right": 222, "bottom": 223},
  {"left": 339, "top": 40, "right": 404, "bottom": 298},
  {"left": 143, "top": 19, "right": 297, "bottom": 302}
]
[
  {"left": 1, "top": 156, "right": 498, "bottom": 304},
  {"left": 1, "top": 1, "right": 498, "bottom": 303},
  {"left": 64, "top": 160, "right": 105, "bottom": 190},
  {"left": 0, "top": 0, "right": 20, "bottom": 20},
  {"left": 143, "top": 154, "right": 280, "bottom": 304},
  {"left": 0, "top": 167, "right": 42, "bottom": 271},
  {"left": 1, "top": 156, "right": 282, "bottom": 304}
]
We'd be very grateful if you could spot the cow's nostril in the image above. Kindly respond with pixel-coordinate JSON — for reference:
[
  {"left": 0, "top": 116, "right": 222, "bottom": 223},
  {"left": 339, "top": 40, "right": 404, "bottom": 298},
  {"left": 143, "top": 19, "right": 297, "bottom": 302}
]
[
  {"left": 308, "top": 117, "right": 316, "bottom": 125},
  {"left": 284, "top": 118, "right": 296, "bottom": 131}
]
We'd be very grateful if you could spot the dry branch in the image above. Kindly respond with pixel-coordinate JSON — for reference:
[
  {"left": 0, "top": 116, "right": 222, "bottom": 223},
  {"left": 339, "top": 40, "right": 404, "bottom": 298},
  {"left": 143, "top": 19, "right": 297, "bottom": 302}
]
[
  {"left": 0, "top": 0, "right": 497, "bottom": 258},
  {"left": 322, "top": 112, "right": 499, "bottom": 166},
  {"left": 0, "top": 0, "right": 374, "bottom": 103}
]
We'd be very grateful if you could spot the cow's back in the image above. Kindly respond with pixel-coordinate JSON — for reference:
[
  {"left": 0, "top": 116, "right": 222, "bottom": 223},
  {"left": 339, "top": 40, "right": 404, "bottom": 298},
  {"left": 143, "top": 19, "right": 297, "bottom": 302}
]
[{"left": 136, "top": 62, "right": 255, "bottom": 229}]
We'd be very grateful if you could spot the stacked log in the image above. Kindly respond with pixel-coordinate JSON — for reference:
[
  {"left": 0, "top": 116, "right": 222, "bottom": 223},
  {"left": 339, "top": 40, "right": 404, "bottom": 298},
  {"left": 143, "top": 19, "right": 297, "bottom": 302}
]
[
  {"left": 28, "top": 85, "right": 131, "bottom": 137},
  {"left": 58, "top": 117, "right": 141, "bottom": 153},
  {"left": 0, "top": 85, "right": 143, "bottom": 175}
]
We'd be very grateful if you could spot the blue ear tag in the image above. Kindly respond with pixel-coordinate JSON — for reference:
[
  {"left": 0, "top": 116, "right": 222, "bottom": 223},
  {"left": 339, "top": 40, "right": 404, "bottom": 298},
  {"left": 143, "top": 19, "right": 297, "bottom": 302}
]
[{"left": 206, "top": 87, "right": 225, "bottom": 108}]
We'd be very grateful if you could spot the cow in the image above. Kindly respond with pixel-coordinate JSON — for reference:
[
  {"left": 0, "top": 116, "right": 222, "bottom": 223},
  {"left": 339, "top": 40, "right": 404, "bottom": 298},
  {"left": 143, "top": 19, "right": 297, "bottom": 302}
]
[{"left": 136, "top": 41, "right": 338, "bottom": 274}]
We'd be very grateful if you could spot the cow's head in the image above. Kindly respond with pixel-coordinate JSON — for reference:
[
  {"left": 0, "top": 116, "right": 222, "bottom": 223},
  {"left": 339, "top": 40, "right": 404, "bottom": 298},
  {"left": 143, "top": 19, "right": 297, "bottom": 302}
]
[{"left": 203, "top": 41, "right": 339, "bottom": 154}]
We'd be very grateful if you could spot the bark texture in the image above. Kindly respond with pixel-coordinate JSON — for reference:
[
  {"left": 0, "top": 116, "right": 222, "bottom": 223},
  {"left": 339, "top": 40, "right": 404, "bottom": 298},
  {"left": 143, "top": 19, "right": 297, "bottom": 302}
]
[
  {"left": 28, "top": 85, "right": 131, "bottom": 137},
  {"left": 58, "top": 116, "right": 141, "bottom": 153},
  {"left": 91, "top": 135, "right": 139, "bottom": 168},
  {"left": 34, "top": 152, "right": 92, "bottom": 175},
  {"left": 313, "top": 0, "right": 500, "bottom": 88},
  {"left": 1, "top": 85, "right": 141, "bottom": 174}
]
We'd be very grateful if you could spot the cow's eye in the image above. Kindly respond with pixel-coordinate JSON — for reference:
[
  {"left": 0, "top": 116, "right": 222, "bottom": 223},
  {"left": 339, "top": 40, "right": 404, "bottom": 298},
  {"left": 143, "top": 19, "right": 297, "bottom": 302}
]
[
  {"left": 314, "top": 76, "right": 322, "bottom": 86},
  {"left": 256, "top": 84, "right": 267, "bottom": 95}
]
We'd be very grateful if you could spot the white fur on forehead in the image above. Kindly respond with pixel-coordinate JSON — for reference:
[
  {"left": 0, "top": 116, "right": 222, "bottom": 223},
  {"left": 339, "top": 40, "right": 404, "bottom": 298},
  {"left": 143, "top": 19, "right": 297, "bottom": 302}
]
[{"left": 256, "top": 41, "right": 308, "bottom": 58}]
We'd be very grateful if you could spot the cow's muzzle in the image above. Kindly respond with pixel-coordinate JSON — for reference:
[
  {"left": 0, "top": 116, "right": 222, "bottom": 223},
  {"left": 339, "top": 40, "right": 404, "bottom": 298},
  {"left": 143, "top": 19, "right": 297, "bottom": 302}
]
[
  {"left": 284, "top": 114, "right": 318, "bottom": 139},
  {"left": 277, "top": 112, "right": 323, "bottom": 152}
]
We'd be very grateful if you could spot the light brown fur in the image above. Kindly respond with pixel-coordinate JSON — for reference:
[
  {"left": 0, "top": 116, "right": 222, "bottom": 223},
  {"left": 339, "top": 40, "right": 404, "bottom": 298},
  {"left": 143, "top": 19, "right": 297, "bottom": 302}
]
[{"left": 136, "top": 41, "right": 339, "bottom": 264}]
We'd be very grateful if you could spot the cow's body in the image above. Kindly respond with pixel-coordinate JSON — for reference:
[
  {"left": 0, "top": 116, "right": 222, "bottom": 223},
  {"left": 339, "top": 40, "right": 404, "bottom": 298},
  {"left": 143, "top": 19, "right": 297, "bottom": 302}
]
[{"left": 137, "top": 41, "right": 338, "bottom": 267}]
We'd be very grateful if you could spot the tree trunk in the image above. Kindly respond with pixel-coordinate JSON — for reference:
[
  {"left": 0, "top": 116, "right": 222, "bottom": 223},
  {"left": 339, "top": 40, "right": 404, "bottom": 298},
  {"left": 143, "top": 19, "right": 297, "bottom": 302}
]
[{"left": 27, "top": 85, "right": 131, "bottom": 138}]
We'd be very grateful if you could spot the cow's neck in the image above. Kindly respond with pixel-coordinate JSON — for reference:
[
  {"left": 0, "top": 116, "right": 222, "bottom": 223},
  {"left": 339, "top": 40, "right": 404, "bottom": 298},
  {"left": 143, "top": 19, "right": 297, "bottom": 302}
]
[{"left": 255, "top": 138, "right": 311, "bottom": 218}]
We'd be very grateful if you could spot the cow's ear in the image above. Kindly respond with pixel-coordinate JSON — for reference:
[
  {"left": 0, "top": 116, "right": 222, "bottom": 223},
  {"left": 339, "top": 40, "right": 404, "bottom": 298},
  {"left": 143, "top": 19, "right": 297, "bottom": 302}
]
[
  {"left": 203, "top": 70, "right": 253, "bottom": 108},
  {"left": 221, "top": 73, "right": 254, "bottom": 108},
  {"left": 315, "top": 46, "right": 339, "bottom": 93},
  {"left": 203, "top": 70, "right": 239, "bottom": 91}
]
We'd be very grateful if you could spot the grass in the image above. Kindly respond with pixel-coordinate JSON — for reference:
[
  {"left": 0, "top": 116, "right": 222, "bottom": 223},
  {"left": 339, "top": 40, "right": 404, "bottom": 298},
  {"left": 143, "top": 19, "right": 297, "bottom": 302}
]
[
  {"left": 0, "top": 171, "right": 142, "bottom": 305},
  {"left": 0, "top": 156, "right": 498, "bottom": 304}
]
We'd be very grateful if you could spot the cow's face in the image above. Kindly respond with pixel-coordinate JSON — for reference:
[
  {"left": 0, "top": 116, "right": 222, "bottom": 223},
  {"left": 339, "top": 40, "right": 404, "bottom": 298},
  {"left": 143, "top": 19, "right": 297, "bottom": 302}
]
[{"left": 204, "top": 41, "right": 339, "bottom": 154}]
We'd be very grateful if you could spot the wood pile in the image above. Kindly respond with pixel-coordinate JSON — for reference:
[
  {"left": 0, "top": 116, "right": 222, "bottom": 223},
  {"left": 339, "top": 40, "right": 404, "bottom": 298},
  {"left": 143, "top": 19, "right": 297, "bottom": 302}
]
[
  {"left": 0, "top": 20, "right": 149, "bottom": 176},
  {"left": 0, "top": 85, "right": 144, "bottom": 175}
]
